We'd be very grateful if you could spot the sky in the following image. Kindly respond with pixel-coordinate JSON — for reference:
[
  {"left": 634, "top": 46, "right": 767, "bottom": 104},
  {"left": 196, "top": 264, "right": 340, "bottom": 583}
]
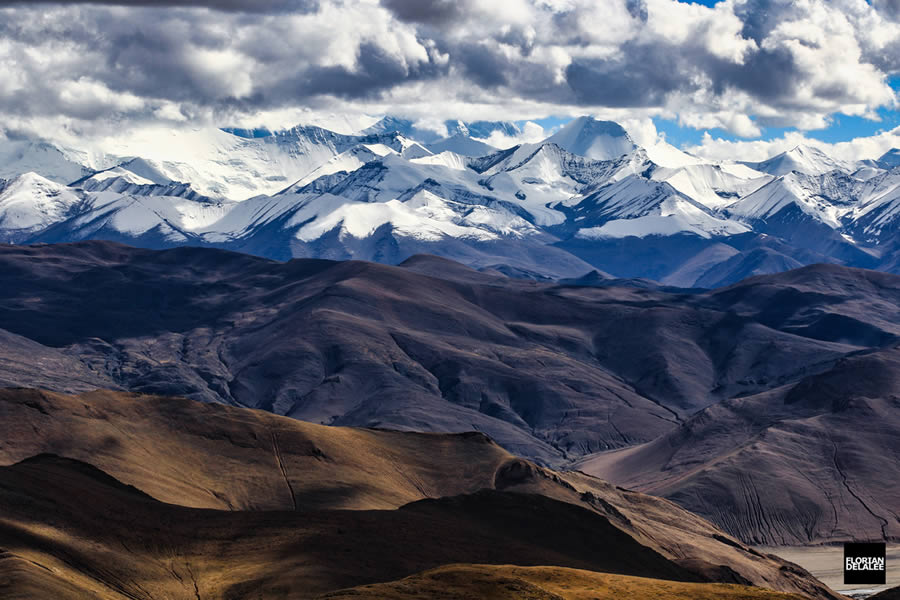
[{"left": 1, "top": 0, "right": 900, "bottom": 162}]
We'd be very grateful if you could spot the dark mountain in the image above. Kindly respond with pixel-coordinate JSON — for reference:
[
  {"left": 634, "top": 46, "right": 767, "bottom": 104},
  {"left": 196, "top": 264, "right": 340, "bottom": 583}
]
[
  {"left": 1, "top": 243, "right": 899, "bottom": 546},
  {"left": 579, "top": 266, "right": 900, "bottom": 545},
  {"left": 1, "top": 243, "right": 898, "bottom": 469}
]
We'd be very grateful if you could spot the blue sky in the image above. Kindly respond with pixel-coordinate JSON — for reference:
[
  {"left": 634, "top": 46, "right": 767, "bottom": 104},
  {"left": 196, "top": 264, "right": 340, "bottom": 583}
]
[{"left": 526, "top": 76, "right": 900, "bottom": 150}]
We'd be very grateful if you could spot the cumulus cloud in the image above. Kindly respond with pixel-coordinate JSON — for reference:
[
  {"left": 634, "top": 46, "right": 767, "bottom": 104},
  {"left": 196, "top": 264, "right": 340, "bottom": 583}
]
[
  {"left": 380, "top": 0, "right": 466, "bottom": 25},
  {"left": 686, "top": 126, "right": 900, "bottom": 163},
  {"left": 0, "top": 0, "right": 316, "bottom": 11},
  {"left": 0, "top": 0, "right": 897, "bottom": 141},
  {"left": 475, "top": 120, "right": 549, "bottom": 148}
]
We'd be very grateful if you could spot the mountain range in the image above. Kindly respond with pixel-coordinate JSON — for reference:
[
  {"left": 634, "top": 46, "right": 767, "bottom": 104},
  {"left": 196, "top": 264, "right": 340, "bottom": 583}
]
[
  {"left": 4, "top": 115, "right": 900, "bottom": 285},
  {"left": 0, "top": 241, "right": 897, "bottom": 548}
]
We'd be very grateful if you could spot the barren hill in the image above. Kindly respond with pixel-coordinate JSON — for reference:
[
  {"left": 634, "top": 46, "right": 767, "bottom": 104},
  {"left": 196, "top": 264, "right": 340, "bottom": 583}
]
[{"left": 0, "top": 388, "right": 840, "bottom": 599}]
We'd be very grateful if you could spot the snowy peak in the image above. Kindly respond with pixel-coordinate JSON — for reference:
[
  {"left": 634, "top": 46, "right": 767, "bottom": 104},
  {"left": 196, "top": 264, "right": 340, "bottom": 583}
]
[
  {"left": 115, "top": 158, "right": 175, "bottom": 185},
  {"left": 544, "top": 117, "right": 637, "bottom": 161},
  {"left": 747, "top": 144, "right": 851, "bottom": 177},
  {"left": 427, "top": 133, "right": 497, "bottom": 157},
  {"left": 574, "top": 176, "right": 748, "bottom": 240},
  {"left": 0, "top": 140, "right": 94, "bottom": 185},
  {"left": 447, "top": 120, "right": 519, "bottom": 140},
  {"left": 397, "top": 138, "right": 433, "bottom": 160},
  {"left": 878, "top": 148, "right": 900, "bottom": 170},
  {"left": 650, "top": 163, "right": 772, "bottom": 210},
  {"left": 362, "top": 116, "right": 416, "bottom": 137},
  {"left": 363, "top": 117, "right": 520, "bottom": 145},
  {"left": 725, "top": 170, "right": 860, "bottom": 228},
  {"left": 0, "top": 172, "right": 83, "bottom": 238}
]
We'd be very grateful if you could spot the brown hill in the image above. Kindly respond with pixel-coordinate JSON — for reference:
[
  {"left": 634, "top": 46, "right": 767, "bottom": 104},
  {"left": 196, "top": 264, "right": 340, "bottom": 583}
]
[
  {"left": 0, "top": 387, "right": 517, "bottom": 511},
  {"left": 317, "top": 564, "right": 809, "bottom": 600},
  {"left": 0, "top": 454, "right": 696, "bottom": 599},
  {"left": 0, "top": 388, "right": 840, "bottom": 599}
]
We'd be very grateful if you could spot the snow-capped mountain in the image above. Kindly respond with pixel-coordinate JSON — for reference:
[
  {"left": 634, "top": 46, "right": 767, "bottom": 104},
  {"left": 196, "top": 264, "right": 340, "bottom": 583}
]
[
  {"left": 2, "top": 115, "right": 900, "bottom": 285},
  {"left": 742, "top": 144, "right": 853, "bottom": 176},
  {"left": 30, "top": 192, "right": 233, "bottom": 248},
  {"left": 726, "top": 170, "right": 859, "bottom": 227},
  {"left": 71, "top": 159, "right": 210, "bottom": 201},
  {"left": 844, "top": 168, "right": 900, "bottom": 243},
  {"left": 426, "top": 134, "right": 497, "bottom": 157},
  {"left": 0, "top": 141, "right": 96, "bottom": 184},
  {"left": 571, "top": 175, "right": 749, "bottom": 240},
  {"left": 362, "top": 117, "right": 520, "bottom": 144},
  {"left": 649, "top": 163, "right": 771, "bottom": 210},
  {"left": 0, "top": 173, "right": 84, "bottom": 242},
  {"left": 545, "top": 117, "right": 637, "bottom": 161},
  {"left": 878, "top": 148, "right": 900, "bottom": 169}
]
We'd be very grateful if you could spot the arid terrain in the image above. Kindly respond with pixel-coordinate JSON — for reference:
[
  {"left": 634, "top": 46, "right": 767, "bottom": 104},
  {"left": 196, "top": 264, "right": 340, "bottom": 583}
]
[
  {"left": 317, "top": 564, "right": 810, "bottom": 600},
  {"left": 0, "top": 242, "right": 898, "bottom": 545},
  {"left": 0, "top": 388, "right": 841, "bottom": 599}
]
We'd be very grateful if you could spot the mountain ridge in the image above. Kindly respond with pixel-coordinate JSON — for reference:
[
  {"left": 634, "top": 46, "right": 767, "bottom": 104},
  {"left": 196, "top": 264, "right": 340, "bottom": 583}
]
[
  {"left": 4, "top": 116, "right": 900, "bottom": 285},
  {"left": 0, "top": 241, "right": 897, "bottom": 546}
]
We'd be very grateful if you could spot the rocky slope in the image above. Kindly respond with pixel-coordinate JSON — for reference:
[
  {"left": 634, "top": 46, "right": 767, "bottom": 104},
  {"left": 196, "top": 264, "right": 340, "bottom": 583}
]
[
  {"left": 0, "top": 388, "right": 840, "bottom": 599},
  {"left": 4, "top": 242, "right": 898, "bottom": 467}
]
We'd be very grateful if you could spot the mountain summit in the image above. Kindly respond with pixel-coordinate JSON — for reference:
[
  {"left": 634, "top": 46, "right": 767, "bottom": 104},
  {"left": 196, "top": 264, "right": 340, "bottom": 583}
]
[
  {"left": 545, "top": 116, "right": 637, "bottom": 161},
  {"left": 878, "top": 147, "right": 900, "bottom": 169},
  {"left": 745, "top": 144, "right": 850, "bottom": 176}
]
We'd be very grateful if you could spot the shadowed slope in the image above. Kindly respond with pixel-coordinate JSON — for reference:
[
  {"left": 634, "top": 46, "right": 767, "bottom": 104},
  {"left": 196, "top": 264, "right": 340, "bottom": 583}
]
[
  {"left": 0, "top": 455, "right": 695, "bottom": 599},
  {"left": 0, "top": 388, "right": 841, "bottom": 600},
  {"left": 2, "top": 242, "right": 900, "bottom": 467},
  {"left": 317, "top": 564, "right": 808, "bottom": 600},
  {"left": 579, "top": 346, "right": 900, "bottom": 545}
]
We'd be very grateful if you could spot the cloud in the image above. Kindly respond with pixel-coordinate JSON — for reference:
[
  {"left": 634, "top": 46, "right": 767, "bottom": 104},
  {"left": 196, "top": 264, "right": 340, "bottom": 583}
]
[
  {"left": 0, "top": 0, "right": 897, "bottom": 140},
  {"left": 475, "top": 120, "right": 548, "bottom": 148},
  {"left": 872, "top": 0, "right": 900, "bottom": 20},
  {"left": 685, "top": 125, "right": 900, "bottom": 164},
  {"left": 380, "top": 0, "right": 466, "bottom": 25},
  {"left": 0, "top": 0, "right": 316, "bottom": 12}
]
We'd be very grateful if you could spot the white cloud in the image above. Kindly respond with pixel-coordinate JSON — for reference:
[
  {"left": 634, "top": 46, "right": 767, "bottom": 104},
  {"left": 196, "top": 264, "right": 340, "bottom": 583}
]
[
  {"left": 686, "top": 126, "right": 900, "bottom": 163},
  {"left": 0, "top": 0, "right": 897, "bottom": 144},
  {"left": 476, "top": 121, "right": 548, "bottom": 148}
]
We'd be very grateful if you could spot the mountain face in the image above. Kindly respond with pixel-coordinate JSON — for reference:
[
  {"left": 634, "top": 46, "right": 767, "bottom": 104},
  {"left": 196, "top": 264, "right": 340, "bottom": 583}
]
[
  {"left": 878, "top": 148, "right": 900, "bottom": 169},
  {"left": 0, "top": 241, "right": 898, "bottom": 548},
  {"left": 577, "top": 264, "right": 900, "bottom": 545},
  {"left": 0, "top": 173, "right": 85, "bottom": 242},
  {"left": 545, "top": 117, "right": 637, "bottom": 161},
  {"left": 742, "top": 145, "right": 853, "bottom": 177},
  {"left": 0, "top": 388, "right": 842, "bottom": 599},
  {"left": 2, "top": 115, "right": 899, "bottom": 285},
  {"left": 0, "top": 139, "right": 94, "bottom": 184}
]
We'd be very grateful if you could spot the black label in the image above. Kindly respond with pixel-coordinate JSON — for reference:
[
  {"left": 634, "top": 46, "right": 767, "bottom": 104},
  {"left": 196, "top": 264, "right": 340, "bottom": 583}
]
[{"left": 844, "top": 542, "right": 886, "bottom": 585}]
